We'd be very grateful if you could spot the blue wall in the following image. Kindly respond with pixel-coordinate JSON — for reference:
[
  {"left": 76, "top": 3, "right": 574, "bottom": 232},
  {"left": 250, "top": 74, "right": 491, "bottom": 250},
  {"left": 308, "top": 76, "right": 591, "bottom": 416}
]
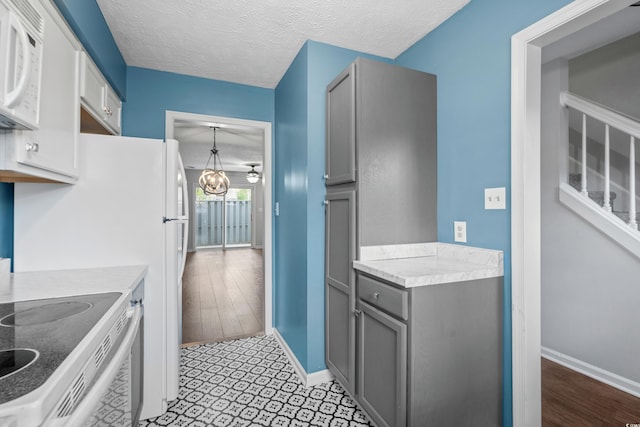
[
  {"left": 123, "top": 67, "right": 274, "bottom": 139},
  {"left": 274, "top": 40, "right": 389, "bottom": 372},
  {"left": 53, "top": 0, "right": 127, "bottom": 98},
  {"left": 394, "top": 0, "right": 572, "bottom": 424},
  {"left": 274, "top": 44, "right": 309, "bottom": 367},
  {"left": 0, "top": 184, "right": 13, "bottom": 269}
]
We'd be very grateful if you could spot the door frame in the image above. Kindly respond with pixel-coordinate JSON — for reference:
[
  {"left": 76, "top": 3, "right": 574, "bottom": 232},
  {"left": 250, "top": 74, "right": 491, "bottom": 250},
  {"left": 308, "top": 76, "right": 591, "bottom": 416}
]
[
  {"left": 511, "top": 1, "right": 635, "bottom": 425},
  {"left": 166, "top": 110, "right": 273, "bottom": 335}
]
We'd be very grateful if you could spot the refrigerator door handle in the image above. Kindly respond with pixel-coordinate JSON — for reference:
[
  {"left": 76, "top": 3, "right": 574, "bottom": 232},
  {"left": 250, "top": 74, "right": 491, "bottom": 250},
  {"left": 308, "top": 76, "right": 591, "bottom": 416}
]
[
  {"left": 177, "top": 153, "right": 189, "bottom": 280},
  {"left": 162, "top": 216, "right": 188, "bottom": 223}
]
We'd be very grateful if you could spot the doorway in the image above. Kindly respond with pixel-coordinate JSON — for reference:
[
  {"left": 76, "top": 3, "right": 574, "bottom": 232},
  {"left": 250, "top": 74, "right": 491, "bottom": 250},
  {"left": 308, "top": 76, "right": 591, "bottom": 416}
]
[
  {"left": 165, "top": 111, "right": 273, "bottom": 345},
  {"left": 511, "top": 1, "right": 639, "bottom": 425}
]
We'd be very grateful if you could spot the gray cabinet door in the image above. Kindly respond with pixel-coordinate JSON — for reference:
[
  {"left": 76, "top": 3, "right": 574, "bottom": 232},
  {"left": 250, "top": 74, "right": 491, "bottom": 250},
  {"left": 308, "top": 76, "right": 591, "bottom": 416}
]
[
  {"left": 356, "top": 58, "right": 437, "bottom": 246},
  {"left": 358, "top": 300, "right": 407, "bottom": 427},
  {"left": 325, "top": 190, "right": 356, "bottom": 393},
  {"left": 326, "top": 63, "right": 356, "bottom": 185}
]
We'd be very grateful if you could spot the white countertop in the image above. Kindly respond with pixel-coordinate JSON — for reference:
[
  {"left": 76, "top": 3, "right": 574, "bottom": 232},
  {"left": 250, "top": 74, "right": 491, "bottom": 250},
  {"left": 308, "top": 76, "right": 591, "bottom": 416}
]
[
  {"left": 0, "top": 265, "right": 148, "bottom": 303},
  {"left": 353, "top": 243, "right": 503, "bottom": 288}
]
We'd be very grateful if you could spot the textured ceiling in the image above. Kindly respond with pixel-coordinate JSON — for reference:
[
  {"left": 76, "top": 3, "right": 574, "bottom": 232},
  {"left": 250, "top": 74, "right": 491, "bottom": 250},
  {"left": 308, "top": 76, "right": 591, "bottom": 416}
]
[
  {"left": 96, "top": 0, "right": 469, "bottom": 89},
  {"left": 174, "top": 121, "right": 264, "bottom": 172}
]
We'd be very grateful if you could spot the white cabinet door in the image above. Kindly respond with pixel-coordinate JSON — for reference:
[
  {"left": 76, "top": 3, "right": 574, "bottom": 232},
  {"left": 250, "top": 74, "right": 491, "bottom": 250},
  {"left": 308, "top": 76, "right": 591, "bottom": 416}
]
[
  {"left": 13, "top": 0, "right": 80, "bottom": 179},
  {"left": 80, "top": 52, "right": 121, "bottom": 135},
  {"left": 80, "top": 53, "right": 104, "bottom": 116}
]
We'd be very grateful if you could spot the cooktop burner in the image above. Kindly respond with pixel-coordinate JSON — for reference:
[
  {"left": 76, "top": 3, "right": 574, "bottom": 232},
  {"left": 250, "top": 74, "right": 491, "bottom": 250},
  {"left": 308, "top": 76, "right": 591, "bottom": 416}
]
[
  {"left": 0, "top": 349, "right": 39, "bottom": 379},
  {"left": 0, "top": 301, "right": 93, "bottom": 327},
  {"left": 0, "top": 292, "right": 121, "bottom": 404}
]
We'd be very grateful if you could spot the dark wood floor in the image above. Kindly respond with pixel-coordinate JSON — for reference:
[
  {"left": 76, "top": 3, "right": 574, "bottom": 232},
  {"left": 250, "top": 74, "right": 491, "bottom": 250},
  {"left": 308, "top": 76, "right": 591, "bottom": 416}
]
[
  {"left": 181, "top": 248, "right": 264, "bottom": 345},
  {"left": 542, "top": 357, "right": 640, "bottom": 426}
]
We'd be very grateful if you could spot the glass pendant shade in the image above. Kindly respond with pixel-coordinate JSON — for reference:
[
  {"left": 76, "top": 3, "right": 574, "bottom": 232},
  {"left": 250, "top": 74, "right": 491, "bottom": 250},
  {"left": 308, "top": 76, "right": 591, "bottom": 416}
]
[
  {"left": 246, "top": 165, "right": 260, "bottom": 183},
  {"left": 199, "top": 127, "right": 229, "bottom": 196}
]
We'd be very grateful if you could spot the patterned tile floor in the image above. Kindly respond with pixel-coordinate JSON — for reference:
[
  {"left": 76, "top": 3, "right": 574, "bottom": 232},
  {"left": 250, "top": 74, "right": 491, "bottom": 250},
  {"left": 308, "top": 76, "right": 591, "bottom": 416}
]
[{"left": 139, "top": 335, "right": 373, "bottom": 427}]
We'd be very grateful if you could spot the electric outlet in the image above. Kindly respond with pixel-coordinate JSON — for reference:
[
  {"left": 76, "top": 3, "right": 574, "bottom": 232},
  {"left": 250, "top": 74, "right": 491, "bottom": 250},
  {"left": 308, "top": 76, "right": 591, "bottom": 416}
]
[
  {"left": 454, "top": 221, "right": 467, "bottom": 243},
  {"left": 485, "top": 187, "right": 506, "bottom": 210}
]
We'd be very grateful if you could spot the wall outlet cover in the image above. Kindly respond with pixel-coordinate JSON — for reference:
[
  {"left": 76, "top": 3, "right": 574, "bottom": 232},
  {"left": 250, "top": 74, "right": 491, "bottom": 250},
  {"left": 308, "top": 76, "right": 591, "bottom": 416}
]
[{"left": 454, "top": 221, "right": 467, "bottom": 243}]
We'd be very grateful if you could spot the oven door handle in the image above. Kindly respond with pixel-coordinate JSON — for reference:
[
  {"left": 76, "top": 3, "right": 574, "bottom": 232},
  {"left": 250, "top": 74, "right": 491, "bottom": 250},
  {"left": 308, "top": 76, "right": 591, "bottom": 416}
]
[{"left": 48, "top": 304, "right": 143, "bottom": 427}]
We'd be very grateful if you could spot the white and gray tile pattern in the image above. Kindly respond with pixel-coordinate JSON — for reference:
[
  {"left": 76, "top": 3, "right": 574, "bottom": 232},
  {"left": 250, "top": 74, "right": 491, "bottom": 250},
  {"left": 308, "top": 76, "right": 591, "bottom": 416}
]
[{"left": 139, "top": 335, "right": 373, "bottom": 427}]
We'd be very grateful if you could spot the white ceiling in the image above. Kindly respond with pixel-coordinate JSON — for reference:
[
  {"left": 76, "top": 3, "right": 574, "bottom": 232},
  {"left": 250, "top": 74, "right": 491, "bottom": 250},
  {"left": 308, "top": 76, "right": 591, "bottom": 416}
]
[
  {"left": 96, "top": 0, "right": 470, "bottom": 89},
  {"left": 97, "top": 0, "right": 470, "bottom": 173}
]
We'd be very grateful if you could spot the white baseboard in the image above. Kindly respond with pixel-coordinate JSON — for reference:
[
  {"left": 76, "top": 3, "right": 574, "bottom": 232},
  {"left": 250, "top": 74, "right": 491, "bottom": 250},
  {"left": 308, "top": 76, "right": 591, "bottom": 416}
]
[
  {"left": 272, "top": 328, "right": 334, "bottom": 388},
  {"left": 542, "top": 346, "right": 640, "bottom": 398}
]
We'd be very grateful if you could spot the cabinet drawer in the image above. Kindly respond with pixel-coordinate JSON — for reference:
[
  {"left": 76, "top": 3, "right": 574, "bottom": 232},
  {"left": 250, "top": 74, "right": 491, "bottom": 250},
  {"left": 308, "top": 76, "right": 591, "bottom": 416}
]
[{"left": 358, "top": 274, "right": 408, "bottom": 320}]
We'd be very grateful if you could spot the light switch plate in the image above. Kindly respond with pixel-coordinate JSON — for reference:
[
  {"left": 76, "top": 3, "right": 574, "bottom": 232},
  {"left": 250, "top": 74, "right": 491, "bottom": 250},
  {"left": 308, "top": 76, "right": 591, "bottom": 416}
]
[
  {"left": 485, "top": 187, "right": 506, "bottom": 210},
  {"left": 454, "top": 221, "right": 467, "bottom": 243}
]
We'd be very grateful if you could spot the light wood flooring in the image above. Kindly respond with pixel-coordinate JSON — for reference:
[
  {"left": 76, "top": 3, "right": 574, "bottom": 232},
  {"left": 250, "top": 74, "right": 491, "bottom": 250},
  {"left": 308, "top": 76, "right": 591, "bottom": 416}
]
[
  {"left": 542, "top": 357, "right": 640, "bottom": 425},
  {"left": 181, "top": 248, "right": 264, "bottom": 345}
]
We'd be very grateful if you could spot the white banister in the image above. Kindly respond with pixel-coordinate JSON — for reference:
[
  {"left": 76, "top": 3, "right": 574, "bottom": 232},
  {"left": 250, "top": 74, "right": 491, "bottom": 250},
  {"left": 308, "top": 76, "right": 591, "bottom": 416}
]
[
  {"left": 604, "top": 124, "right": 611, "bottom": 212},
  {"left": 562, "top": 90, "right": 640, "bottom": 234},
  {"left": 629, "top": 136, "right": 637, "bottom": 230},
  {"left": 560, "top": 91, "right": 640, "bottom": 140},
  {"left": 581, "top": 113, "right": 588, "bottom": 197}
]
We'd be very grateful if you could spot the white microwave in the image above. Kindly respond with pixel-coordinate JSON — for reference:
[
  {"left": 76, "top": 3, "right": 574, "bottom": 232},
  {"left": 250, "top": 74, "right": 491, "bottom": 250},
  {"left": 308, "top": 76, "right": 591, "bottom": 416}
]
[{"left": 0, "top": 0, "right": 43, "bottom": 130}]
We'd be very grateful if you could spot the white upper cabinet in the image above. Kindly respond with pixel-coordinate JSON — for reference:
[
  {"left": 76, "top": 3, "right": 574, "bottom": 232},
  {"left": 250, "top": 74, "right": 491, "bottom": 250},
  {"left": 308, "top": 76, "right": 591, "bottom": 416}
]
[
  {"left": 0, "top": 0, "right": 81, "bottom": 183},
  {"left": 80, "top": 52, "right": 121, "bottom": 135}
]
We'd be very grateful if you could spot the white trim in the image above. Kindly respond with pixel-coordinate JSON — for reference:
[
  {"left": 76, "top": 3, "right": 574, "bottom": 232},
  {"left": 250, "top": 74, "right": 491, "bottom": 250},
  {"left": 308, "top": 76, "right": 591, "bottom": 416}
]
[
  {"left": 541, "top": 347, "right": 640, "bottom": 398},
  {"left": 273, "top": 328, "right": 334, "bottom": 387},
  {"left": 559, "top": 183, "right": 640, "bottom": 259},
  {"left": 511, "top": 1, "right": 634, "bottom": 426},
  {"left": 165, "top": 111, "right": 273, "bottom": 336}
]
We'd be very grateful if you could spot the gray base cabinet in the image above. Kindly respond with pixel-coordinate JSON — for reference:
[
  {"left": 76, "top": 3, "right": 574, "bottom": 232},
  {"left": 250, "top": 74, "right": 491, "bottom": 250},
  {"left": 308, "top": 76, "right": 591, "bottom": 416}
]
[
  {"left": 356, "top": 272, "right": 503, "bottom": 427},
  {"left": 358, "top": 300, "right": 407, "bottom": 427}
]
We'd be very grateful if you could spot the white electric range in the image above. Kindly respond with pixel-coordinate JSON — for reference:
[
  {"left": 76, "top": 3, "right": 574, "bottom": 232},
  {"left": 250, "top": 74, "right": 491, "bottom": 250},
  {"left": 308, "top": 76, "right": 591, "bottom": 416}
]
[{"left": 0, "top": 266, "right": 146, "bottom": 427}]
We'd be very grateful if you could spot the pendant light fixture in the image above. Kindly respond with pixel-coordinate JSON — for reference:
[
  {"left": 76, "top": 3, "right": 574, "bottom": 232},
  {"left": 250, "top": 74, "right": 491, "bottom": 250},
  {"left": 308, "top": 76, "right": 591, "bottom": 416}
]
[
  {"left": 199, "top": 127, "right": 230, "bottom": 196},
  {"left": 246, "top": 164, "right": 260, "bottom": 184}
]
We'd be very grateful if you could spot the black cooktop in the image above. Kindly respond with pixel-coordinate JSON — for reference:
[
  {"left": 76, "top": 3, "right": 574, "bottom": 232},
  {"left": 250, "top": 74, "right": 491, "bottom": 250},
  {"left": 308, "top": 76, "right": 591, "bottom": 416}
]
[{"left": 0, "top": 293, "right": 121, "bottom": 404}]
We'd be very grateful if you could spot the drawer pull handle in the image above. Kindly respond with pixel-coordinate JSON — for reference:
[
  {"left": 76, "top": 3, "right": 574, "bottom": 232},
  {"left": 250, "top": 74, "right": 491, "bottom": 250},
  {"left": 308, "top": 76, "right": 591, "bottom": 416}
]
[
  {"left": 25, "top": 142, "right": 39, "bottom": 152},
  {"left": 372, "top": 292, "right": 380, "bottom": 299}
]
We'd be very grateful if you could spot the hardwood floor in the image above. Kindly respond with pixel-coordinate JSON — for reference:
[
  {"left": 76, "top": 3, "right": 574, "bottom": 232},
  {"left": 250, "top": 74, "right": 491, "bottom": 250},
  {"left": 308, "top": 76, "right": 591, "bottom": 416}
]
[
  {"left": 542, "top": 357, "right": 640, "bottom": 426},
  {"left": 181, "top": 247, "right": 264, "bottom": 345}
]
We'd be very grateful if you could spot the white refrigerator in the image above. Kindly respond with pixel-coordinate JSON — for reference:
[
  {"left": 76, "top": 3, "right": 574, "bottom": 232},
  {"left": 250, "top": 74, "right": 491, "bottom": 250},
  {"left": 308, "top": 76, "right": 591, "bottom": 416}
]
[{"left": 13, "top": 133, "right": 189, "bottom": 421}]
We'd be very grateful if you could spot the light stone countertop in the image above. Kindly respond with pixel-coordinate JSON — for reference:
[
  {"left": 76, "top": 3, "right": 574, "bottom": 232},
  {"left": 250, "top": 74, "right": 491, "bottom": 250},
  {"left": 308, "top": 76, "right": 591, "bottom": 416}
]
[
  {"left": 353, "top": 243, "right": 503, "bottom": 288},
  {"left": 0, "top": 265, "right": 148, "bottom": 303}
]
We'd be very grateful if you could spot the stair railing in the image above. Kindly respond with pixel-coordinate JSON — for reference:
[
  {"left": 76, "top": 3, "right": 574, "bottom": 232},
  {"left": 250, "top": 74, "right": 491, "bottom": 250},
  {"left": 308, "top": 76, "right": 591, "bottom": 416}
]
[{"left": 560, "top": 91, "right": 640, "bottom": 231}]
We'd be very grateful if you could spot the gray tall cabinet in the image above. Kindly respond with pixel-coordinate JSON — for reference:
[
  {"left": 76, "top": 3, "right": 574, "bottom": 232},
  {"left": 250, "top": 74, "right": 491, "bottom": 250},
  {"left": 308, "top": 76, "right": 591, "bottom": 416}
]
[{"left": 324, "top": 58, "right": 437, "bottom": 424}]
